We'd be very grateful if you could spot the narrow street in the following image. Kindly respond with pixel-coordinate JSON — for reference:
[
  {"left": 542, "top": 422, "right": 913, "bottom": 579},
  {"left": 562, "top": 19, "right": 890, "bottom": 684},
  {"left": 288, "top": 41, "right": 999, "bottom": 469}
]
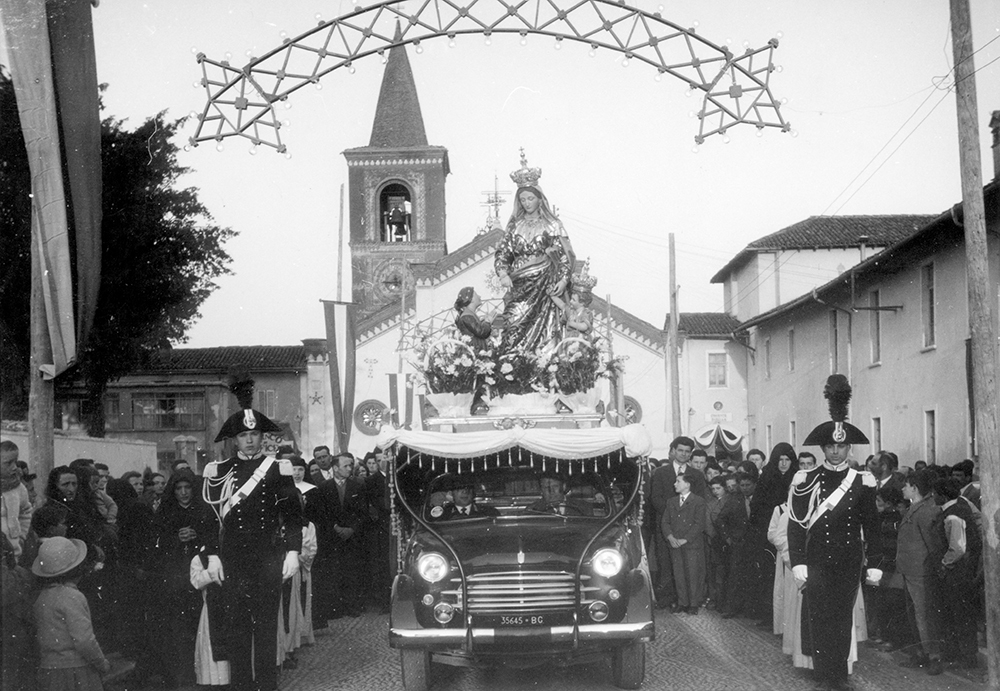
[{"left": 276, "top": 608, "right": 987, "bottom": 691}]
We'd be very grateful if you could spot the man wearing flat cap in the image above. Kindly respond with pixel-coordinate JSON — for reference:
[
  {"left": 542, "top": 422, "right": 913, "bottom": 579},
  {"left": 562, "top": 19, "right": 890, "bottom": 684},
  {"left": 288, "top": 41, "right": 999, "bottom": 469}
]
[
  {"left": 786, "top": 375, "right": 881, "bottom": 691},
  {"left": 200, "top": 372, "right": 304, "bottom": 691}
]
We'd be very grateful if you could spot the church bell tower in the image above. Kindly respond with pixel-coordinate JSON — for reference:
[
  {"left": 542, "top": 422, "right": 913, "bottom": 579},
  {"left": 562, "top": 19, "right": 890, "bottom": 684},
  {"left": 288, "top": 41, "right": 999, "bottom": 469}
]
[{"left": 343, "top": 25, "right": 449, "bottom": 318}]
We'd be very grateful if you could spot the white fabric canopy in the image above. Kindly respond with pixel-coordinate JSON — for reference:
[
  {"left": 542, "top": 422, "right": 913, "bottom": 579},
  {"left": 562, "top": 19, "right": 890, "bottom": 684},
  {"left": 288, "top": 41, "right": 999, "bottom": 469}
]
[{"left": 376, "top": 424, "right": 652, "bottom": 460}]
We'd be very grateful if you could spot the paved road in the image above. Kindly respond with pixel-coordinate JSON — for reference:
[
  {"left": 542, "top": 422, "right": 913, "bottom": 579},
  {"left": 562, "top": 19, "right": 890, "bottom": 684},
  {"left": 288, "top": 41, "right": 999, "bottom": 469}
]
[{"left": 278, "top": 609, "right": 988, "bottom": 691}]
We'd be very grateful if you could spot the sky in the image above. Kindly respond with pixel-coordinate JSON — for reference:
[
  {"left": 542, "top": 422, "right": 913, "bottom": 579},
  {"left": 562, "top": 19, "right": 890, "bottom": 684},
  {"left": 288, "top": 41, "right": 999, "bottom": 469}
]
[{"left": 4, "top": 1, "right": 1000, "bottom": 348}]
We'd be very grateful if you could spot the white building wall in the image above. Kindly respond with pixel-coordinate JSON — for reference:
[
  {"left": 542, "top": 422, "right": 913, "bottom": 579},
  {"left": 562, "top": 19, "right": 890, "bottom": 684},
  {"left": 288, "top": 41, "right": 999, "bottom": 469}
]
[
  {"left": 680, "top": 338, "right": 750, "bottom": 449},
  {"left": 744, "top": 236, "right": 994, "bottom": 467},
  {"left": 727, "top": 246, "right": 885, "bottom": 322}
]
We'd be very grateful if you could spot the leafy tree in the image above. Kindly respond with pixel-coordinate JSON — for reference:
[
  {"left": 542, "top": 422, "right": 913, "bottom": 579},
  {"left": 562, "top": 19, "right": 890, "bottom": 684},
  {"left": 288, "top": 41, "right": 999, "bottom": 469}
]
[{"left": 0, "top": 69, "right": 235, "bottom": 434}]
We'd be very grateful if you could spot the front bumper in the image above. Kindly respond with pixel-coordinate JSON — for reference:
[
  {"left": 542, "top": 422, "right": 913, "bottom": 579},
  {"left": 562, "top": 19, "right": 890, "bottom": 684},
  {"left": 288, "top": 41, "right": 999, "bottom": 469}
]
[
  {"left": 390, "top": 619, "right": 655, "bottom": 648},
  {"left": 389, "top": 568, "right": 655, "bottom": 650}
]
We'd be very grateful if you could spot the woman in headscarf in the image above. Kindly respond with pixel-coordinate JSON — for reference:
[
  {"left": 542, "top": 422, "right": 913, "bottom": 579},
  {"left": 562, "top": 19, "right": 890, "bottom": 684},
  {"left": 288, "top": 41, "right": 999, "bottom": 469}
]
[
  {"left": 749, "top": 442, "right": 799, "bottom": 628},
  {"left": 494, "top": 152, "right": 574, "bottom": 357},
  {"left": 151, "top": 470, "right": 212, "bottom": 687},
  {"left": 754, "top": 443, "right": 799, "bottom": 523}
]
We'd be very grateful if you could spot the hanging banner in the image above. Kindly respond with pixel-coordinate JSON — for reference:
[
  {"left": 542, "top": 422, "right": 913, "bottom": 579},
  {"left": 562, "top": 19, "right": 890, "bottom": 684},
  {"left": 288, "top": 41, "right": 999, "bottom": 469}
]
[
  {"left": 1, "top": 0, "right": 103, "bottom": 375},
  {"left": 46, "top": 0, "right": 103, "bottom": 349},
  {"left": 2, "top": 0, "right": 76, "bottom": 377},
  {"left": 387, "top": 372, "right": 414, "bottom": 429},
  {"left": 323, "top": 300, "right": 357, "bottom": 454}
]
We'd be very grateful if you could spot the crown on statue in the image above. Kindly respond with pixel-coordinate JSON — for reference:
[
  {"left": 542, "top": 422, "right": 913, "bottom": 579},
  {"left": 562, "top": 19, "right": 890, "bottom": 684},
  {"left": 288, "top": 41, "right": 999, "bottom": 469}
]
[
  {"left": 572, "top": 260, "right": 598, "bottom": 292},
  {"left": 509, "top": 148, "right": 542, "bottom": 189}
]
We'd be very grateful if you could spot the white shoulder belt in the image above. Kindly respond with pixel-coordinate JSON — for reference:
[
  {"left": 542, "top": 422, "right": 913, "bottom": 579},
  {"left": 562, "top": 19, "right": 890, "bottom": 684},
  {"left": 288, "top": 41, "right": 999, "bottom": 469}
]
[{"left": 807, "top": 468, "right": 857, "bottom": 529}]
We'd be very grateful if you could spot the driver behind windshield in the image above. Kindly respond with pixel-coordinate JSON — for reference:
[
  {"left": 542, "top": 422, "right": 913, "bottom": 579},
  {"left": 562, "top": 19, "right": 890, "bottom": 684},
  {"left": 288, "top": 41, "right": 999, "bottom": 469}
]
[
  {"left": 441, "top": 480, "right": 499, "bottom": 520},
  {"left": 528, "top": 473, "right": 592, "bottom": 516}
]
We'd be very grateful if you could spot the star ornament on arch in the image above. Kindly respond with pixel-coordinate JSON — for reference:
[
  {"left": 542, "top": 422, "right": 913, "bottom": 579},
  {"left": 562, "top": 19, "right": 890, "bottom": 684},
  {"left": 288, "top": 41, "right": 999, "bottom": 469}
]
[{"left": 310, "top": 392, "right": 324, "bottom": 405}]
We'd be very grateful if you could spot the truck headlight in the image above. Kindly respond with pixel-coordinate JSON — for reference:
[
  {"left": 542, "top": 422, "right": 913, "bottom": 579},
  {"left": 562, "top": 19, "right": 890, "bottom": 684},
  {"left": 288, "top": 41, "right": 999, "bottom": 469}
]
[
  {"left": 417, "top": 552, "right": 448, "bottom": 583},
  {"left": 591, "top": 548, "right": 623, "bottom": 578}
]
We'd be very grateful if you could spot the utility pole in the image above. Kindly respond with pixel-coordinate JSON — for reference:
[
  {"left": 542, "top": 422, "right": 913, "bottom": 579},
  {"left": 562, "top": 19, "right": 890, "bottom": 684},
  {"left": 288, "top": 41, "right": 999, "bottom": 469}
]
[
  {"left": 336, "top": 183, "right": 344, "bottom": 302},
  {"left": 668, "top": 234, "right": 682, "bottom": 436},
  {"left": 29, "top": 227, "right": 55, "bottom": 481},
  {"left": 950, "top": 0, "right": 999, "bottom": 685}
]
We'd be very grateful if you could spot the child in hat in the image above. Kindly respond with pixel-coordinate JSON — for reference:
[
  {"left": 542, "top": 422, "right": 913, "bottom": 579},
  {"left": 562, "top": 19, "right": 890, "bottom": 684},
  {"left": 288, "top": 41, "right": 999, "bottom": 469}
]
[{"left": 32, "top": 536, "right": 110, "bottom": 691}]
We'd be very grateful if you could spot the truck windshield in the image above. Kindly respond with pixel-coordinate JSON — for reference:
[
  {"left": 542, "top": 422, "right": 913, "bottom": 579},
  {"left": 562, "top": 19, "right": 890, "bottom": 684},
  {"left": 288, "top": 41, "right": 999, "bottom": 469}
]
[{"left": 393, "top": 451, "right": 640, "bottom": 522}]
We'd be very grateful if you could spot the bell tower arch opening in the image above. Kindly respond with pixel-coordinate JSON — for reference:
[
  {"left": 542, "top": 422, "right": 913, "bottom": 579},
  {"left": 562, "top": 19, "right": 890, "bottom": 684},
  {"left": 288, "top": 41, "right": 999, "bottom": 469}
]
[{"left": 380, "top": 182, "right": 413, "bottom": 243}]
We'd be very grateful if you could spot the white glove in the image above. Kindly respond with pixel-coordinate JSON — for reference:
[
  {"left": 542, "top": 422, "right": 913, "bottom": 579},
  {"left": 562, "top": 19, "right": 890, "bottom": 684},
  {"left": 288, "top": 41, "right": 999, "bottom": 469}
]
[
  {"left": 207, "top": 555, "right": 225, "bottom": 584},
  {"left": 792, "top": 564, "right": 808, "bottom": 586},
  {"left": 282, "top": 551, "right": 300, "bottom": 581}
]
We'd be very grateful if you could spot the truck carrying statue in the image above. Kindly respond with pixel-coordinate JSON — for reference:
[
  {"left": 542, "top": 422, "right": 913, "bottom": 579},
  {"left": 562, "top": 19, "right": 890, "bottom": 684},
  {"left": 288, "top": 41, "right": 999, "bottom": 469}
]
[{"left": 385, "top": 153, "right": 655, "bottom": 691}]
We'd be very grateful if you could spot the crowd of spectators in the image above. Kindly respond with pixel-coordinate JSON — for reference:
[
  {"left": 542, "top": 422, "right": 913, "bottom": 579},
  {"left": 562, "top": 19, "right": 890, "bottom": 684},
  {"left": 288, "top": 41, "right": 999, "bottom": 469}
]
[
  {"left": 1, "top": 440, "right": 394, "bottom": 691},
  {"left": 2, "top": 434, "right": 988, "bottom": 691},
  {"left": 645, "top": 437, "right": 986, "bottom": 676}
]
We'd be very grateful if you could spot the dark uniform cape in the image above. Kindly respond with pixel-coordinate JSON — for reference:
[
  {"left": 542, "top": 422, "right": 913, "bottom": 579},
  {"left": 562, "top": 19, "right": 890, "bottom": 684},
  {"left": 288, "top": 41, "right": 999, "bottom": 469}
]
[
  {"left": 787, "top": 464, "right": 880, "bottom": 684},
  {"left": 202, "top": 454, "right": 303, "bottom": 691}
]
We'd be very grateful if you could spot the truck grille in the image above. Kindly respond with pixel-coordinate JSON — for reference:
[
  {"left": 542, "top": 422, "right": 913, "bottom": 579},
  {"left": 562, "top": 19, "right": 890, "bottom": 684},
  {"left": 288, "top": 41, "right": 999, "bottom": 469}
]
[{"left": 447, "top": 570, "right": 587, "bottom": 612}]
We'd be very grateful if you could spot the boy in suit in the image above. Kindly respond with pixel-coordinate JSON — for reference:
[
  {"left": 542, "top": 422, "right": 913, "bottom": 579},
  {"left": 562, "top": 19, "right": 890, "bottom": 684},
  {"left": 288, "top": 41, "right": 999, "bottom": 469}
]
[{"left": 661, "top": 469, "right": 708, "bottom": 614}]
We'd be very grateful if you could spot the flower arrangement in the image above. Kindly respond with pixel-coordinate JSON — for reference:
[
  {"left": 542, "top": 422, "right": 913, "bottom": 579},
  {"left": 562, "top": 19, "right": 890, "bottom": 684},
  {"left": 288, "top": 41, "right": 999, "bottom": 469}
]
[
  {"left": 539, "top": 338, "right": 626, "bottom": 395},
  {"left": 490, "top": 349, "right": 547, "bottom": 397},
  {"left": 407, "top": 329, "right": 494, "bottom": 395}
]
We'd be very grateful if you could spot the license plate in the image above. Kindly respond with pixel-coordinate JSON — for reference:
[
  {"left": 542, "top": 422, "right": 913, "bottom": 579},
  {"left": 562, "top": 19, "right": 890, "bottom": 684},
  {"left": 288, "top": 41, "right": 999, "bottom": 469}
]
[{"left": 476, "top": 612, "right": 572, "bottom": 628}]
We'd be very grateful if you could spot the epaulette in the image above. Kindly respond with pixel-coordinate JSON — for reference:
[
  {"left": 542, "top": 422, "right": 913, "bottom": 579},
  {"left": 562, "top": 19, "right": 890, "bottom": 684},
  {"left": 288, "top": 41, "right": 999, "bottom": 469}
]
[
  {"left": 860, "top": 471, "right": 877, "bottom": 488},
  {"left": 791, "top": 470, "right": 809, "bottom": 487},
  {"left": 277, "top": 458, "right": 294, "bottom": 476},
  {"left": 203, "top": 461, "right": 220, "bottom": 479}
]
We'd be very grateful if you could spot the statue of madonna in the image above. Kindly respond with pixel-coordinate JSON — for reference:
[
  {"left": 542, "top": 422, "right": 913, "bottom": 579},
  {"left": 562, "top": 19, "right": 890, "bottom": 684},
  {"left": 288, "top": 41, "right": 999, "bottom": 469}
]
[{"left": 494, "top": 151, "right": 575, "bottom": 356}]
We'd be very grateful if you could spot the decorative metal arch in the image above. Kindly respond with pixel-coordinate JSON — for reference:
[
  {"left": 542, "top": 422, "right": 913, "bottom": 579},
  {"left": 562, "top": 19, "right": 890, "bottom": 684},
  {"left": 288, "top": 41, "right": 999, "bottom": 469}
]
[{"left": 188, "top": 0, "right": 790, "bottom": 154}]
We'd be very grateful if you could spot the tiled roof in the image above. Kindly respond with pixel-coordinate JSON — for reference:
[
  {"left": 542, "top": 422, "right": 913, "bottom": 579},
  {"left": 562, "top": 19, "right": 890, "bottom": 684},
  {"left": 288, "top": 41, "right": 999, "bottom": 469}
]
[
  {"left": 736, "top": 180, "right": 1000, "bottom": 331},
  {"left": 711, "top": 215, "right": 937, "bottom": 283},
  {"left": 368, "top": 25, "right": 427, "bottom": 148},
  {"left": 675, "top": 312, "right": 741, "bottom": 338},
  {"left": 137, "top": 346, "right": 307, "bottom": 373}
]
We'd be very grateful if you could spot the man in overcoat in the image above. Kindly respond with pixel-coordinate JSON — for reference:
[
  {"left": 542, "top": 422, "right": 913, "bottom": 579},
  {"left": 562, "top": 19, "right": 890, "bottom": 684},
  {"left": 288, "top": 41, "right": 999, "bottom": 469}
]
[
  {"left": 650, "top": 436, "right": 705, "bottom": 610},
  {"left": 661, "top": 469, "right": 708, "bottom": 613},
  {"left": 313, "top": 453, "right": 369, "bottom": 621}
]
